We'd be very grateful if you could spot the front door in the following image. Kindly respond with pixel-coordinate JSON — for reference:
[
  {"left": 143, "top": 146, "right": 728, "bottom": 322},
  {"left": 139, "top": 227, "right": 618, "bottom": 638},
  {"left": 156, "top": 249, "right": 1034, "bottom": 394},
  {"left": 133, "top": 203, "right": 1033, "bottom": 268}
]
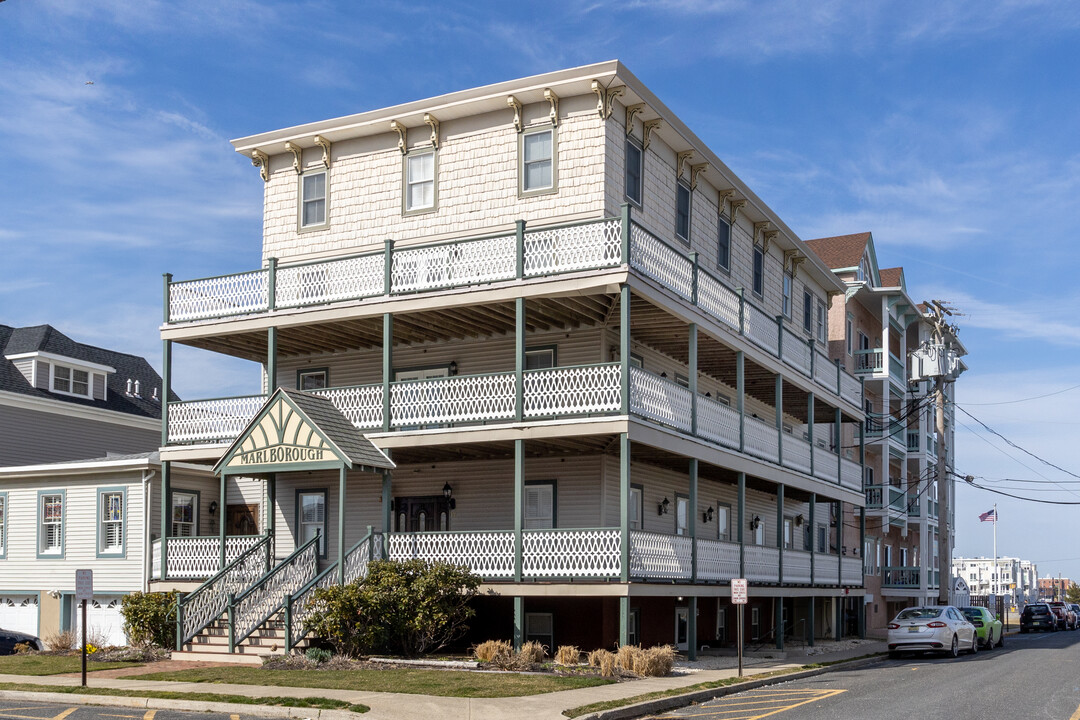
[
  {"left": 395, "top": 495, "right": 451, "bottom": 532},
  {"left": 675, "top": 606, "right": 689, "bottom": 652},
  {"left": 226, "top": 504, "right": 259, "bottom": 535}
]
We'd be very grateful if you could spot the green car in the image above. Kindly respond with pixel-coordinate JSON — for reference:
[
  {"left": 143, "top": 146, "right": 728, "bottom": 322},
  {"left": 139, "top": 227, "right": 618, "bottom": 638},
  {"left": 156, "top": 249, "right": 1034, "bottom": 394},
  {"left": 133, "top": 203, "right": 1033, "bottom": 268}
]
[{"left": 961, "top": 606, "right": 1004, "bottom": 649}]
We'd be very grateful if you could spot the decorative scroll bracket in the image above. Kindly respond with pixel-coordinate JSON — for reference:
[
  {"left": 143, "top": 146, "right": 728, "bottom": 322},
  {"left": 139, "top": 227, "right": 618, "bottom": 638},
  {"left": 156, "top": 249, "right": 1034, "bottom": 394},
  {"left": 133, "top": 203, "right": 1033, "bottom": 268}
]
[
  {"left": 763, "top": 229, "right": 779, "bottom": 256},
  {"left": 625, "top": 103, "right": 645, "bottom": 135},
  {"left": 507, "top": 95, "right": 523, "bottom": 133},
  {"left": 543, "top": 88, "right": 559, "bottom": 126},
  {"left": 729, "top": 199, "right": 747, "bottom": 226},
  {"left": 689, "top": 163, "right": 707, "bottom": 191},
  {"left": 676, "top": 150, "right": 694, "bottom": 180},
  {"left": 314, "top": 135, "right": 332, "bottom": 169},
  {"left": 642, "top": 119, "right": 662, "bottom": 150},
  {"left": 718, "top": 189, "right": 735, "bottom": 215},
  {"left": 590, "top": 79, "right": 624, "bottom": 119},
  {"left": 284, "top": 142, "right": 303, "bottom": 174},
  {"left": 250, "top": 149, "right": 269, "bottom": 183},
  {"left": 390, "top": 120, "right": 407, "bottom": 155},
  {"left": 424, "top": 113, "right": 440, "bottom": 149}
]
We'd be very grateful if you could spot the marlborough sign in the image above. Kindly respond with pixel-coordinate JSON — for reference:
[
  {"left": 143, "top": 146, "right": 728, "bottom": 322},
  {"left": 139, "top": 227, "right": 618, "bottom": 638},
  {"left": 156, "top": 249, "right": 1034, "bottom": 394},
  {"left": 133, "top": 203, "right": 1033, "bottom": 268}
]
[{"left": 218, "top": 391, "right": 344, "bottom": 475}]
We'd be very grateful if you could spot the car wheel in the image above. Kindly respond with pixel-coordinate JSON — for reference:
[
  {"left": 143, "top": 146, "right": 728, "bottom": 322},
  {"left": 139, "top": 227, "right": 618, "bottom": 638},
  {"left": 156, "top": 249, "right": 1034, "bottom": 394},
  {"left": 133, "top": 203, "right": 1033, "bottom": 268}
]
[
  {"left": 970, "top": 634, "right": 978, "bottom": 654},
  {"left": 888, "top": 650, "right": 900, "bottom": 659},
  {"left": 948, "top": 634, "right": 959, "bottom": 658},
  {"left": 1020, "top": 627, "right": 1028, "bottom": 634},
  {"left": 984, "top": 631, "right": 993, "bottom": 650},
  {"left": 997, "top": 631, "right": 1004, "bottom": 648}
]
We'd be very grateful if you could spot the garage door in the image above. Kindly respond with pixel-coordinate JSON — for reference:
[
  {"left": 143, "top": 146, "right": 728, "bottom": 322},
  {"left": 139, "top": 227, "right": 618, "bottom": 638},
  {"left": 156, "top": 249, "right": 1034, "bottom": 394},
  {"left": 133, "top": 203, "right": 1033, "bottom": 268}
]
[
  {"left": 0, "top": 595, "right": 39, "bottom": 636},
  {"left": 74, "top": 596, "right": 127, "bottom": 647}
]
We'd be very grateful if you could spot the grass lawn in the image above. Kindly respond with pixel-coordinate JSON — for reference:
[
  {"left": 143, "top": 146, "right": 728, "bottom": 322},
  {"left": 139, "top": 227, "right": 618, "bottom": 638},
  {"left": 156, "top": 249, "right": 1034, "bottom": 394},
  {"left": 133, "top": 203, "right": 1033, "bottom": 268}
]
[
  {"left": 124, "top": 666, "right": 614, "bottom": 698},
  {"left": 0, "top": 655, "right": 143, "bottom": 676},
  {"left": 0, "top": 683, "right": 367, "bottom": 713}
]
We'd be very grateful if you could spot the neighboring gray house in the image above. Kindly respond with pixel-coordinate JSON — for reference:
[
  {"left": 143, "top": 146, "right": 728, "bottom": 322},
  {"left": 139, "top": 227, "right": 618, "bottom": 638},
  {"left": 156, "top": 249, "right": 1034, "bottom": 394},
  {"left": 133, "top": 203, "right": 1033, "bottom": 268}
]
[{"left": 0, "top": 325, "right": 167, "bottom": 466}]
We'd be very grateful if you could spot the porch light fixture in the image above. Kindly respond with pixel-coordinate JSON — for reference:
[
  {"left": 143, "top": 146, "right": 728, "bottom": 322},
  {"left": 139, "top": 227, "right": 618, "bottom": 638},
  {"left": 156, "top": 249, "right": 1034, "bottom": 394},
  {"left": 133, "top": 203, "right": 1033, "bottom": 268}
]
[
  {"left": 658, "top": 497, "right": 670, "bottom": 516},
  {"left": 795, "top": 514, "right": 804, "bottom": 526},
  {"left": 703, "top": 506, "right": 714, "bottom": 523},
  {"left": 449, "top": 361, "right": 458, "bottom": 376},
  {"left": 443, "top": 482, "right": 456, "bottom": 509},
  {"left": 209, "top": 501, "right": 218, "bottom": 517},
  {"left": 660, "top": 372, "right": 668, "bottom": 378},
  {"left": 750, "top": 515, "right": 761, "bottom": 530}
]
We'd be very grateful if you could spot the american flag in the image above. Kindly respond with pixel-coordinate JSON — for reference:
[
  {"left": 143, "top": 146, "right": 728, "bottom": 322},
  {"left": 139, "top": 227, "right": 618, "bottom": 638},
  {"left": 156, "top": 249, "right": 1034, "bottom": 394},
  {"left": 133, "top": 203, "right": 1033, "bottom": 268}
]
[{"left": 979, "top": 508, "right": 997, "bottom": 523}]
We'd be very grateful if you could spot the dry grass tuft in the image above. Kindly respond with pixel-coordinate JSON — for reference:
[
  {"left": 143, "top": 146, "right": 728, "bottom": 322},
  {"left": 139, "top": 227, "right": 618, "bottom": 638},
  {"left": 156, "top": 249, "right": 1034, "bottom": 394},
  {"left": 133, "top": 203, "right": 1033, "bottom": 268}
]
[
  {"left": 518, "top": 640, "right": 547, "bottom": 665},
  {"left": 472, "top": 639, "right": 513, "bottom": 664},
  {"left": 638, "top": 645, "right": 675, "bottom": 677},
  {"left": 555, "top": 645, "right": 581, "bottom": 665}
]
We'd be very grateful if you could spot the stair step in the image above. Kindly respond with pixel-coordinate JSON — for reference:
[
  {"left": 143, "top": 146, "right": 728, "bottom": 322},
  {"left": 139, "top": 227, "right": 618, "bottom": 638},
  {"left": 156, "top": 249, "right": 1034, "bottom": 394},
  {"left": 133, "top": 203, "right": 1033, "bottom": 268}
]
[{"left": 172, "top": 650, "right": 265, "bottom": 665}]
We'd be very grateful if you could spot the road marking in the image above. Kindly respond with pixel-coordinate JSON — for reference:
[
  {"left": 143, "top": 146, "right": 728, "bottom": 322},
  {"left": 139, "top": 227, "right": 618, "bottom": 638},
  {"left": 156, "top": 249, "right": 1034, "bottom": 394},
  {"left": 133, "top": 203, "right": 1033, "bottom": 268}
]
[
  {"left": 101, "top": 715, "right": 140, "bottom": 718},
  {"left": 230, "top": 715, "right": 241, "bottom": 720},
  {"left": 53, "top": 709, "right": 79, "bottom": 720},
  {"left": 1068, "top": 701, "right": 1080, "bottom": 720},
  {"left": 658, "top": 688, "right": 846, "bottom": 719},
  {"left": 0, "top": 710, "right": 77, "bottom": 720},
  {"left": 143, "top": 711, "right": 156, "bottom": 720}
]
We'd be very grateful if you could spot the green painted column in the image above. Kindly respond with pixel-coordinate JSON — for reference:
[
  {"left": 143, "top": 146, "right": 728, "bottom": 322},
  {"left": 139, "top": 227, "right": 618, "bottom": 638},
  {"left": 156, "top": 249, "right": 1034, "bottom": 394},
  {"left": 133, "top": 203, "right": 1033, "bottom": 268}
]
[
  {"left": 775, "top": 374, "right": 783, "bottom": 465},
  {"left": 338, "top": 467, "right": 347, "bottom": 584},
  {"left": 837, "top": 501, "right": 844, "bottom": 586},
  {"left": 688, "top": 596, "right": 698, "bottom": 661},
  {"left": 737, "top": 472, "right": 746, "bottom": 577},
  {"left": 267, "top": 257, "right": 277, "bottom": 311},
  {"left": 515, "top": 298, "right": 525, "bottom": 423},
  {"left": 689, "top": 323, "right": 698, "bottom": 436},
  {"left": 381, "top": 460, "right": 392, "bottom": 557},
  {"left": 809, "top": 494, "right": 816, "bottom": 583},
  {"left": 160, "top": 338, "right": 171, "bottom": 447},
  {"left": 515, "top": 220, "right": 526, "bottom": 279},
  {"left": 776, "top": 484, "right": 784, "bottom": 585},
  {"left": 620, "top": 433, "right": 630, "bottom": 583},
  {"left": 514, "top": 596, "right": 524, "bottom": 651},
  {"left": 835, "top": 599, "right": 842, "bottom": 641},
  {"left": 382, "top": 313, "right": 393, "bottom": 432},
  {"left": 775, "top": 597, "right": 784, "bottom": 650},
  {"left": 859, "top": 507, "right": 866, "bottom": 639},
  {"left": 218, "top": 473, "right": 227, "bottom": 568},
  {"left": 620, "top": 203, "right": 631, "bottom": 265},
  {"left": 807, "top": 392, "right": 815, "bottom": 476},
  {"left": 835, "top": 407, "right": 843, "bottom": 484},
  {"left": 266, "top": 473, "right": 276, "bottom": 537},
  {"left": 620, "top": 285, "right": 631, "bottom": 415},
  {"left": 267, "top": 327, "right": 278, "bottom": 393},
  {"left": 809, "top": 596, "right": 816, "bottom": 646},
  {"left": 514, "top": 439, "right": 524, "bottom": 582},
  {"left": 160, "top": 460, "right": 170, "bottom": 579},
  {"left": 689, "top": 458, "right": 698, "bottom": 583},
  {"left": 736, "top": 352, "right": 745, "bottom": 452},
  {"left": 619, "top": 596, "right": 630, "bottom": 648}
]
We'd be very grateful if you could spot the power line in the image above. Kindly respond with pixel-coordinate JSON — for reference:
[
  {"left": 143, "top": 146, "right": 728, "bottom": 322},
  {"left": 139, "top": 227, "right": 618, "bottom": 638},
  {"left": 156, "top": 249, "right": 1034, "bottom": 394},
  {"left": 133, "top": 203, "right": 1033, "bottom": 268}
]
[
  {"left": 955, "top": 404, "right": 1080, "bottom": 483},
  {"left": 957, "top": 383, "right": 1080, "bottom": 406},
  {"left": 958, "top": 477, "right": 1080, "bottom": 505}
]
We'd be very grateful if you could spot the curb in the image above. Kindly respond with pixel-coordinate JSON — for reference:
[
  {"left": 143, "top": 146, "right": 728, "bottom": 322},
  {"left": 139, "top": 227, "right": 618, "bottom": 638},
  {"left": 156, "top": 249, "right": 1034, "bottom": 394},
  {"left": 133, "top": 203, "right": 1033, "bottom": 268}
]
[
  {"left": 0, "top": 690, "right": 368, "bottom": 719},
  {"left": 579, "top": 654, "right": 887, "bottom": 720}
]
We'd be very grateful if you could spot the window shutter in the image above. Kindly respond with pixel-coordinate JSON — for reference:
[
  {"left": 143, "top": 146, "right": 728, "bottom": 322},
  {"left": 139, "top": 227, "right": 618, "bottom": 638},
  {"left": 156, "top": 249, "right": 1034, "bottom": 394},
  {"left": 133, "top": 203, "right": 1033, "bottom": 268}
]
[{"left": 524, "top": 485, "right": 553, "bottom": 529}]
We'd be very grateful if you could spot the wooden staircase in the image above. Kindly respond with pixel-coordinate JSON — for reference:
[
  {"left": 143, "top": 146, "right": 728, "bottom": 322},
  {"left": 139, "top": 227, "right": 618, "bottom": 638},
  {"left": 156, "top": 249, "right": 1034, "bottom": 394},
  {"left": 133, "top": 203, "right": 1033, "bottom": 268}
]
[{"left": 173, "top": 610, "right": 312, "bottom": 665}]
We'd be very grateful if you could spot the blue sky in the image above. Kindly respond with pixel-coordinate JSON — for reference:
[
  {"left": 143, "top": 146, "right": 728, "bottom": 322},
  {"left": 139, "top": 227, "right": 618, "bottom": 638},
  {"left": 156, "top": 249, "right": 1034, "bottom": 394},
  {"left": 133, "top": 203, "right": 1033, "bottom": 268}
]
[{"left": 3, "top": 0, "right": 1080, "bottom": 581}]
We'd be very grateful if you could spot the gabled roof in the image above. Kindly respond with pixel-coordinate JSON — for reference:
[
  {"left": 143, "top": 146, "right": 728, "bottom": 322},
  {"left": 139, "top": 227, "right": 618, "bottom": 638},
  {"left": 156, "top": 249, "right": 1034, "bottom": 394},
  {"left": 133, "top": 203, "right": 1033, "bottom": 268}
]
[
  {"left": 803, "top": 233, "right": 871, "bottom": 270},
  {"left": 215, "top": 388, "right": 394, "bottom": 475},
  {"left": 879, "top": 267, "right": 904, "bottom": 289},
  {"left": 0, "top": 324, "right": 174, "bottom": 419}
]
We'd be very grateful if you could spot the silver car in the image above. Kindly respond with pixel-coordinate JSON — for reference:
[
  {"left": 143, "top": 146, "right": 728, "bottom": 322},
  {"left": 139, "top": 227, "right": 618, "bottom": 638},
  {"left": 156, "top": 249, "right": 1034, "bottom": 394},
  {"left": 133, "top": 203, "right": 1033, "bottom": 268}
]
[{"left": 887, "top": 606, "right": 977, "bottom": 659}]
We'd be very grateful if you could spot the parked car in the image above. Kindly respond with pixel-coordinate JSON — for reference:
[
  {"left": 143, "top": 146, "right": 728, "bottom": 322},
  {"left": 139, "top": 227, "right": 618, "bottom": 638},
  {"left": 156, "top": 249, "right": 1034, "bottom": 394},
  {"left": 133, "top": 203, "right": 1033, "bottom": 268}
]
[
  {"left": 1069, "top": 603, "right": 1080, "bottom": 624},
  {"left": 960, "top": 606, "right": 1004, "bottom": 649},
  {"left": 1020, "top": 603, "right": 1056, "bottom": 632},
  {"left": 0, "top": 628, "right": 43, "bottom": 655},
  {"left": 1048, "top": 601, "right": 1076, "bottom": 630},
  {"left": 887, "top": 606, "right": 977, "bottom": 659}
]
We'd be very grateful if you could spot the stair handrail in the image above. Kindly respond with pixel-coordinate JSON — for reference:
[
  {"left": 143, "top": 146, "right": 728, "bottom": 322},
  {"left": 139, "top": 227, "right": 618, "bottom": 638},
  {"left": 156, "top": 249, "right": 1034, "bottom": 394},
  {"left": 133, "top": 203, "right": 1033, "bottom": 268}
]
[
  {"left": 230, "top": 532, "right": 322, "bottom": 649},
  {"left": 175, "top": 533, "right": 271, "bottom": 649},
  {"left": 285, "top": 527, "right": 377, "bottom": 651}
]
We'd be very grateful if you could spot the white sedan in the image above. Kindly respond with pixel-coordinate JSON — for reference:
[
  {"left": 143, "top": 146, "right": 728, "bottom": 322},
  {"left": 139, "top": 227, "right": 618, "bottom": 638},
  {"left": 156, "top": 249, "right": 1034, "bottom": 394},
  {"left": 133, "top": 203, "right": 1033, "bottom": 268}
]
[{"left": 887, "top": 606, "right": 977, "bottom": 659}]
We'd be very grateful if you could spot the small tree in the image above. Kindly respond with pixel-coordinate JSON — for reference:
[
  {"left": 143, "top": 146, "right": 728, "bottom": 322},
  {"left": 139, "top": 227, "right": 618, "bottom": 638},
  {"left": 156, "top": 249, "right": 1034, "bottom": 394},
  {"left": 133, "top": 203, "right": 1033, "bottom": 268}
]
[
  {"left": 303, "top": 559, "right": 480, "bottom": 657},
  {"left": 1066, "top": 582, "right": 1080, "bottom": 604},
  {"left": 121, "top": 591, "right": 177, "bottom": 648}
]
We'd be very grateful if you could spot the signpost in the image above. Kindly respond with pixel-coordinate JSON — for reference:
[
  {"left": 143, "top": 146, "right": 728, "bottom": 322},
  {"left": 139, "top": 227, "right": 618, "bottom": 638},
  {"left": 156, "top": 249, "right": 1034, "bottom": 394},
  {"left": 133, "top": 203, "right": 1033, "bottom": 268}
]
[
  {"left": 732, "top": 578, "right": 748, "bottom": 678},
  {"left": 75, "top": 570, "right": 92, "bottom": 688}
]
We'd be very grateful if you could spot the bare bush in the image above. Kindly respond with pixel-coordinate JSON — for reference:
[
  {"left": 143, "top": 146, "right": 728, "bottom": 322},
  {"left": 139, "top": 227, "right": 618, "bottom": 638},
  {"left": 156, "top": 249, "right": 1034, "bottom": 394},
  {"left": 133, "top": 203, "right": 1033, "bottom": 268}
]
[
  {"left": 555, "top": 645, "right": 580, "bottom": 665},
  {"left": 473, "top": 639, "right": 513, "bottom": 664}
]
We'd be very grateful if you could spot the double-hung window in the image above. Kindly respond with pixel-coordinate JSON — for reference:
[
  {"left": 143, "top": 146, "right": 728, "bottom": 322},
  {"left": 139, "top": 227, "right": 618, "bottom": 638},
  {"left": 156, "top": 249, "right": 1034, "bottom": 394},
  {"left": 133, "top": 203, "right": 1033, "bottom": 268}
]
[
  {"left": 803, "top": 291, "right": 813, "bottom": 333},
  {"left": 171, "top": 491, "right": 197, "bottom": 537},
  {"left": 53, "top": 365, "right": 90, "bottom": 397},
  {"left": 717, "top": 214, "right": 731, "bottom": 271},
  {"left": 525, "top": 346, "right": 556, "bottom": 370},
  {"left": 298, "top": 490, "right": 327, "bottom": 557},
  {"left": 39, "top": 492, "right": 63, "bottom": 556},
  {"left": 99, "top": 489, "right": 124, "bottom": 555},
  {"left": 754, "top": 518, "right": 766, "bottom": 546},
  {"left": 816, "top": 300, "right": 827, "bottom": 343},
  {"left": 675, "top": 495, "right": 689, "bottom": 536},
  {"left": 298, "top": 368, "right": 329, "bottom": 391},
  {"left": 752, "top": 246, "right": 764, "bottom": 297},
  {"left": 782, "top": 273, "right": 793, "bottom": 318},
  {"left": 629, "top": 485, "right": 643, "bottom": 530},
  {"left": 299, "top": 170, "right": 328, "bottom": 229},
  {"left": 716, "top": 503, "right": 731, "bottom": 542},
  {"left": 0, "top": 494, "right": 6, "bottom": 557},
  {"left": 675, "top": 180, "right": 692, "bottom": 243},
  {"left": 524, "top": 482, "right": 555, "bottom": 529},
  {"left": 404, "top": 150, "right": 436, "bottom": 213},
  {"left": 521, "top": 128, "right": 555, "bottom": 194},
  {"left": 846, "top": 316, "right": 854, "bottom": 355},
  {"left": 625, "top": 138, "right": 642, "bottom": 205}
]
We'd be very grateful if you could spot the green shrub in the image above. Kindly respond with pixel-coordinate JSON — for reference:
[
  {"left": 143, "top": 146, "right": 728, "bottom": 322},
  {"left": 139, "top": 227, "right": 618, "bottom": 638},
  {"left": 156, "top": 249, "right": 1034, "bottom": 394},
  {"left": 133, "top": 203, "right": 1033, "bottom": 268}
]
[
  {"left": 121, "top": 591, "right": 177, "bottom": 648},
  {"left": 303, "top": 559, "right": 480, "bottom": 657},
  {"left": 305, "top": 646, "right": 332, "bottom": 664}
]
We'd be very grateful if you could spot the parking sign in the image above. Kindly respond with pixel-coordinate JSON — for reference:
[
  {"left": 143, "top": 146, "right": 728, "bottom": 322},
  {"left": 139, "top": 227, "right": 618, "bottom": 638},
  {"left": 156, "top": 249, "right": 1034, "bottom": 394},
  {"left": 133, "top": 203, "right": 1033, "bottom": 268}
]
[
  {"left": 732, "top": 578, "right": 748, "bottom": 604},
  {"left": 75, "top": 570, "right": 93, "bottom": 602}
]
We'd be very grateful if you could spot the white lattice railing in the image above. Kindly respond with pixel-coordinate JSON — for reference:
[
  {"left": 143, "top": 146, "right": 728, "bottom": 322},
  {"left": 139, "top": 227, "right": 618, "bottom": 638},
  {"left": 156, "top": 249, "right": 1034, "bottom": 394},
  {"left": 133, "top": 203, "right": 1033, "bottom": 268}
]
[
  {"left": 629, "top": 366, "right": 693, "bottom": 433},
  {"left": 697, "top": 394, "right": 740, "bottom": 450},
  {"left": 343, "top": 533, "right": 381, "bottom": 583},
  {"left": 841, "top": 556, "right": 863, "bottom": 585},
  {"left": 781, "top": 328, "right": 811, "bottom": 376},
  {"left": 167, "top": 395, "right": 265, "bottom": 444},
  {"left": 696, "top": 272, "right": 741, "bottom": 331},
  {"left": 629, "top": 530, "right": 693, "bottom": 580},
  {"left": 744, "top": 302, "right": 780, "bottom": 356},
  {"left": 784, "top": 549, "right": 813, "bottom": 584},
  {"left": 629, "top": 223, "right": 694, "bottom": 300},
  {"left": 814, "top": 554, "right": 840, "bottom": 584},
  {"left": 153, "top": 535, "right": 263, "bottom": 579},
  {"left": 743, "top": 414, "right": 779, "bottom": 464},
  {"left": 390, "top": 373, "right": 515, "bottom": 427},
  {"left": 523, "top": 528, "right": 621, "bottom": 578},
  {"left": 168, "top": 269, "right": 268, "bottom": 322},
  {"left": 232, "top": 535, "right": 319, "bottom": 646},
  {"left": 781, "top": 434, "right": 812, "bottom": 475},
  {"left": 696, "top": 538, "right": 740, "bottom": 582},
  {"left": 523, "top": 364, "right": 622, "bottom": 417},
  {"left": 744, "top": 545, "right": 780, "bottom": 583},
  {"left": 388, "top": 530, "right": 516, "bottom": 578},
  {"left": 839, "top": 457, "right": 862, "bottom": 491},
  {"left": 393, "top": 235, "right": 517, "bottom": 293},
  {"left": 814, "top": 349, "right": 839, "bottom": 394},
  {"left": 524, "top": 219, "right": 621, "bottom": 276},
  {"left": 276, "top": 254, "right": 382, "bottom": 308},
  {"left": 310, "top": 384, "right": 382, "bottom": 429},
  {"left": 177, "top": 534, "right": 270, "bottom": 647},
  {"left": 813, "top": 445, "right": 838, "bottom": 482}
]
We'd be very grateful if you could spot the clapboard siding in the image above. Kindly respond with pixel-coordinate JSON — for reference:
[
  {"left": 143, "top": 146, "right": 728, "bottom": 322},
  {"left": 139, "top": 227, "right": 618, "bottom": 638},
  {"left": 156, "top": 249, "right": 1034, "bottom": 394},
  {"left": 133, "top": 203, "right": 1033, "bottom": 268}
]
[
  {"left": 151, "top": 472, "right": 222, "bottom": 539},
  {"left": 11, "top": 359, "right": 33, "bottom": 386},
  {"left": 0, "top": 405, "right": 158, "bottom": 468}
]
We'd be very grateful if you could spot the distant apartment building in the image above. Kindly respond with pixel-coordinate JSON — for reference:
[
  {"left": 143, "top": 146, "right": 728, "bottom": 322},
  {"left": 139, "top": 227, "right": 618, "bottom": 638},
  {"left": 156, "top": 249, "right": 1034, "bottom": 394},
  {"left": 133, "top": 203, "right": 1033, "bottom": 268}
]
[
  {"left": 953, "top": 556, "right": 1039, "bottom": 605},
  {"left": 1037, "top": 576, "right": 1072, "bottom": 601}
]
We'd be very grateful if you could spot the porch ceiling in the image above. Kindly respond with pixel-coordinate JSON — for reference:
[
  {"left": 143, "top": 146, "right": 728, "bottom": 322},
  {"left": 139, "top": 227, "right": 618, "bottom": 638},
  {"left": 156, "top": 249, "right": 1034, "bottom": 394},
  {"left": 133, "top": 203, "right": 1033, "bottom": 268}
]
[
  {"left": 177, "top": 292, "right": 618, "bottom": 362},
  {"left": 387, "top": 435, "right": 618, "bottom": 465}
]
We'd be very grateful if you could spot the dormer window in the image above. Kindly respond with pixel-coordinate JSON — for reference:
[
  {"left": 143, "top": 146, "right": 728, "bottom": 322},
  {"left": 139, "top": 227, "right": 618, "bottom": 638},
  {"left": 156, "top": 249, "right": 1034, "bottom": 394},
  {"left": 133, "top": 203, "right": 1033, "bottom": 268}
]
[{"left": 53, "top": 365, "right": 90, "bottom": 398}]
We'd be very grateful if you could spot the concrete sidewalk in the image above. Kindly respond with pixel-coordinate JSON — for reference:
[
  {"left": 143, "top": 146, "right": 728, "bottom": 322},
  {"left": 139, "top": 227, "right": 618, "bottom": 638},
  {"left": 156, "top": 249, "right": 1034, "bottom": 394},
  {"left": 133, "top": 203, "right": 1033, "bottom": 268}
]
[{"left": 0, "top": 642, "right": 886, "bottom": 720}]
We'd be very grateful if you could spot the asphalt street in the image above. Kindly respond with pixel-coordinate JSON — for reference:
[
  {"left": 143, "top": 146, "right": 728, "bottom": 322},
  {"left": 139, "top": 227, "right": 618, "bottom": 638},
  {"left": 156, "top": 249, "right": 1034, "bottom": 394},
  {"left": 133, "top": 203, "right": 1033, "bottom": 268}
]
[
  {"left": 0, "top": 703, "right": 257, "bottom": 720},
  {"left": 652, "top": 628, "right": 1080, "bottom": 720}
]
